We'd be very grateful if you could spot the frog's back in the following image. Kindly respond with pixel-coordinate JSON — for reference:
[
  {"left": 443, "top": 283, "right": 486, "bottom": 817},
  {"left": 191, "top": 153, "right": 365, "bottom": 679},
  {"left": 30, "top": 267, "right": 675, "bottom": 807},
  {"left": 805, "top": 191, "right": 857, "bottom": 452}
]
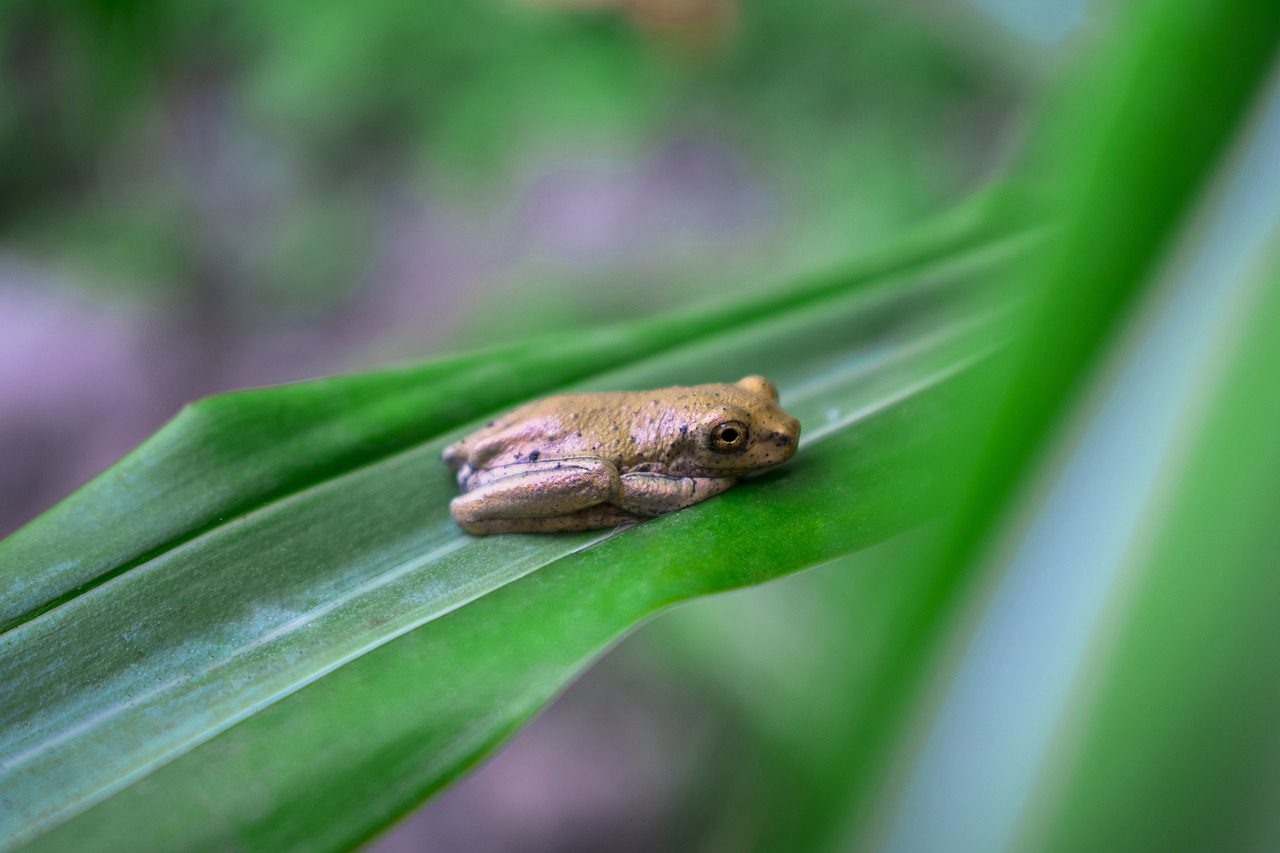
[
  {"left": 442, "top": 388, "right": 683, "bottom": 471},
  {"left": 443, "top": 376, "right": 796, "bottom": 480}
]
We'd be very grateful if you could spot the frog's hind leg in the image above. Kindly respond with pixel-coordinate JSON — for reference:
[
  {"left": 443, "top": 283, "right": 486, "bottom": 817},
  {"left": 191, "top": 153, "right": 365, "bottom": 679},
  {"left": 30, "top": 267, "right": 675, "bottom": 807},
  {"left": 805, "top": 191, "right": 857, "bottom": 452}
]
[{"left": 451, "top": 458, "right": 622, "bottom": 535}]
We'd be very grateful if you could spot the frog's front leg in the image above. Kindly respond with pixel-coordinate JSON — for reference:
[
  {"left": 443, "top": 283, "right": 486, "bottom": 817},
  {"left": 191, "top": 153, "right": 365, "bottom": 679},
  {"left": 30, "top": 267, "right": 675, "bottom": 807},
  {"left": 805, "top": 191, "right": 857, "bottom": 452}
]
[
  {"left": 451, "top": 457, "right": 622, "bottom": 534},
  {"left": 613, "top": 473, "right": 736, "bottom": 517}
]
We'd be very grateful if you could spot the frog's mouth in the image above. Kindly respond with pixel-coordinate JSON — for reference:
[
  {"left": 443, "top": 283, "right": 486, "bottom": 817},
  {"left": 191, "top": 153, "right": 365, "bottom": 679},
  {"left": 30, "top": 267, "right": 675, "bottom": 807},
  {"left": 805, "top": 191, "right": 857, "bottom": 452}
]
[{"left": 746, "top": 425, "right": 801, "bottom": 469}]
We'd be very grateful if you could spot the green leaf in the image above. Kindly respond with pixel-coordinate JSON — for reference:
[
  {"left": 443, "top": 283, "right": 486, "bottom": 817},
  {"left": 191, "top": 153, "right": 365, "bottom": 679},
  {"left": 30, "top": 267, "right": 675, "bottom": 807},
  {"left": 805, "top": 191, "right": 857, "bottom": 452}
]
[
  {"left": 0, "top": 183, "right": 1018, "bottom": 635},
  {"left": 1034, "top": 250, "right": 1280, "bottom": 853},
  {"left": 0, "top": 191, "right": 1033, "bottom": 851},
  {"left": 835, "top": 3, "right": 1280, "bottom": 851},
  {"left": 872, "top": 121, "right": 1280, "bottom": 853},
  {"left": 599, "top": 4, "right": 1280, "bottom": 851}
]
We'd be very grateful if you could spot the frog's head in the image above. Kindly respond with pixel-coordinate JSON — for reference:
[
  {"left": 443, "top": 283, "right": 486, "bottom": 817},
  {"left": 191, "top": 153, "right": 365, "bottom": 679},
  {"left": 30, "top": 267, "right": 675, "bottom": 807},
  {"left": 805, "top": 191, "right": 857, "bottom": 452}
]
[{"left": 681, "top": 376, "right": 801, "bottom": 475}]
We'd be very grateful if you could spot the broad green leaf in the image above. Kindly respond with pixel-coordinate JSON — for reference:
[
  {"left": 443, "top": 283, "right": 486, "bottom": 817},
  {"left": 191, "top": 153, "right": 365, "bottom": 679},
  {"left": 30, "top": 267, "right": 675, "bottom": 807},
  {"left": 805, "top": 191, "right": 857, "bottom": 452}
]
[
  {"left": 845, "top": 4, "right": 1280, "bottom": 852},
  {"left": 948, "top": 0, "right": 1280, "bottom": 581},
  {"left": 1034, "top": 227, "right": 1280, "bottom": 853},
  {"left": 608, "top": 4, "right": 1280, "bottom": 851},
  {"left": 873, "top": 92, "right": 1280, "bottom": 852},
  {"left": 0, "top": 195, "right": 1033, "bottom": 851},
  {"left": 0, "top": 184, "right": 1017, "bottom": 635}
]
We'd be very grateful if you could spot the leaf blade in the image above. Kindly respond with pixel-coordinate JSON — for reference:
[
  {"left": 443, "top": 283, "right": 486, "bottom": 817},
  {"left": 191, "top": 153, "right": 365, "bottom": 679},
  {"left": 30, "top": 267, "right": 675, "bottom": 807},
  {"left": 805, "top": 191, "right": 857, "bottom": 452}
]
[
  {"left": 0, "top": 185, "right": 1025, "bottom": 634},
  {"left": 0, "top": 199, "right": 1029, "bottom": 851}
]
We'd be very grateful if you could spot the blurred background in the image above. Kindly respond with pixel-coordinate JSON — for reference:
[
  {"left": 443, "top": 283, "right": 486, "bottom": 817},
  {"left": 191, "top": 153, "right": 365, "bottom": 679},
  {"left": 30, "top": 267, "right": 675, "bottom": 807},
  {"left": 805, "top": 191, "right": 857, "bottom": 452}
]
[
  {"left": 0, "top": 0, "right": 1067, "bottom": 539},
  {"left": 1, "top": 0, "right": 1087, "bottom": 849}
]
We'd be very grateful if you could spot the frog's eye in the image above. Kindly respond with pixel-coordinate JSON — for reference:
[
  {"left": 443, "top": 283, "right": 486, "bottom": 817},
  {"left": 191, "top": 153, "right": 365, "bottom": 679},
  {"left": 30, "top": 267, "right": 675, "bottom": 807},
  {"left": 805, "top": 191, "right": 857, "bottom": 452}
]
[{"left": 709, "top": 421, "right": 749, "bottom": 454}]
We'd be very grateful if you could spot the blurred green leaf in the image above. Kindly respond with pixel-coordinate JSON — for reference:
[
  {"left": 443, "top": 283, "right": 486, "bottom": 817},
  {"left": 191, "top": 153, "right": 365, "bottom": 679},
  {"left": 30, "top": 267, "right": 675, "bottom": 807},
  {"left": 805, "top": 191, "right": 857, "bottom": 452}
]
[
  {"left": 1033, "top": 196, "right": 1280, "bottom": 853},
  {"left": 0, "top": 191, "right": 1031, "bottom": 851},
  {"left": 596, "top": 4, "right": 1280, "bottom": 852},
  {"left": 837, "top": 3, "right": 1280, "bottom": 851},
  {"left": 969, "top": 0, "right": 1280, "bottom": 548}
]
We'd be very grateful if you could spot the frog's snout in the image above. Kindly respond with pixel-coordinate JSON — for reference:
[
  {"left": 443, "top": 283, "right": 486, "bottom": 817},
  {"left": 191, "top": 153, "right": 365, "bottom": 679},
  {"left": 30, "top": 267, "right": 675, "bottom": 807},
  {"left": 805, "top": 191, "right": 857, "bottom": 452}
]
[
  {"left": 766, "top": 412, "right": 801, "bottom": 461},
  {"left": 784, "top": 412, "right": 801, "bottom": 443}
]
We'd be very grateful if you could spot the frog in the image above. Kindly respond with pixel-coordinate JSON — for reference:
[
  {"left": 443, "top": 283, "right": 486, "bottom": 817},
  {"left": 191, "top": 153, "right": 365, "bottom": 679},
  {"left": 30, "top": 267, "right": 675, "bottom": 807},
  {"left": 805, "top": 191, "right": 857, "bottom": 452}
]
[{"left": 442, "top": 375, "right": 801, "bottom": 534}]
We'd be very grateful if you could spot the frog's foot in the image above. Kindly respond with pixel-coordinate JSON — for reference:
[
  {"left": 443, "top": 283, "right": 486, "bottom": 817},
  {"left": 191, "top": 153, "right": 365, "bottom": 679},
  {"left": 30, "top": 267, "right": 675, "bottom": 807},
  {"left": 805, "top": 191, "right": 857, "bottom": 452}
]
[
  {"left": 451, "top": 457, "right": 621, "bottom": 534},
  {"left": 459, "top": 504, "right": 646, "bottom": 534},
  {"left": 613, "top": 473, "right": 737, "bottom": 516}
]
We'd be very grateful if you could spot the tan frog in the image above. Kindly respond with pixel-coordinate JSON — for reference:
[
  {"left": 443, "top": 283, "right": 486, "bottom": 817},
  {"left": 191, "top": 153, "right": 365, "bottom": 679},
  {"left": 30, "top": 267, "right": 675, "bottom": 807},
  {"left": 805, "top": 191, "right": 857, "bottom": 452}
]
[{"left": 442, "top": 375, "right": 801, "bottom": 534}]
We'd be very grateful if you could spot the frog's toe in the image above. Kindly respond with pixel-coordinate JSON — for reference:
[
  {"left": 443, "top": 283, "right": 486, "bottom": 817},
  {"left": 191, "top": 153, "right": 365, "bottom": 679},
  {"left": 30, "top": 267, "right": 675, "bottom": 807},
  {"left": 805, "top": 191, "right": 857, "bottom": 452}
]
[{"left": 445, "top": 438, "right": 475, "bottom": 467}]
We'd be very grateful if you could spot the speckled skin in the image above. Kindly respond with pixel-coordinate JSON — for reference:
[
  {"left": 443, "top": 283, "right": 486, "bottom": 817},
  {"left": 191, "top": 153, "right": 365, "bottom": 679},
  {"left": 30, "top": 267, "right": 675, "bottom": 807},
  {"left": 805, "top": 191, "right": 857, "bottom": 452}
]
[{"left": 442, "top": 375, "right": 801, "bottom": 534}]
